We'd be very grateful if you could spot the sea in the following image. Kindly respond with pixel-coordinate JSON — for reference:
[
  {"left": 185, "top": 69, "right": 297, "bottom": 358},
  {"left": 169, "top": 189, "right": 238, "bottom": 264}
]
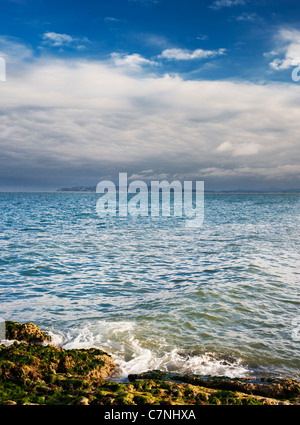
[{"left": 0, "top": 192, "right": 299, "bottom": 381}]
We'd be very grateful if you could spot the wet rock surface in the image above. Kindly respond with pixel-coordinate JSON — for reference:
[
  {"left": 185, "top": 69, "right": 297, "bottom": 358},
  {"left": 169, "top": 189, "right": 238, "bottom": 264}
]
[
  {"left": 5, "top": 321, "right": 52, "bottom": 344},
  {"left": 0, "top": 322, "right": 299, "bottom": 405}
]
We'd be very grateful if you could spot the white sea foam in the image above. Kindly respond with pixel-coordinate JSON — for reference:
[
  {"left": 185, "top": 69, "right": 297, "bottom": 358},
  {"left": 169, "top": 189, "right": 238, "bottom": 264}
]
[
  {"left": 47, "top": 331, "right": 65, "bottom": 346},
  {"left": 47, "top": 320, "right": 250, "bottom": 380},
  {"left": 0, "top": 339, "right": 19, "bottom": 347},
  {"left": 110, "top": 341, "right": 250, "bottom": 380}
]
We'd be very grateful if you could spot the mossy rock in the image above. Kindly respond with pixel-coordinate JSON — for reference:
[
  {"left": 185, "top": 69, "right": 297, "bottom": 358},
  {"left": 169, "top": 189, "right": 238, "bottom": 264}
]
[
  {"left": 115, "top": 392, "right": 135, "bottom": 405},
  {"left": 5, "top": 321, "right": 51, "bottom": 344},
  {"left": 175, "top": 374, "right": 300, "bottom": 400},
  {"left": 133, "top": 394, "right": 156, "bottom": 405},
  {"left": 0, "top": 343, "right": 115, "bottom": 383},
  {"left": 1, "top": 321, "right": 299, "bottom": 406},
  {"left": 129, "top": 370, "right": 168, "bottom": 381}
]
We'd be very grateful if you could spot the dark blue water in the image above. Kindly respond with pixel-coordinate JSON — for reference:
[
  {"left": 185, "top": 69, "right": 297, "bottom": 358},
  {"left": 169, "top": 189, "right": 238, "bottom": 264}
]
[{"left": 0, "top": 192, "right": 299, "bottom": 380}]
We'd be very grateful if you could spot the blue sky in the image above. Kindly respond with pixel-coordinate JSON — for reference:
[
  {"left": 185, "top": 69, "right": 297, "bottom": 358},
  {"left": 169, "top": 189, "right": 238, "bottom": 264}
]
[
  {"left": 2, "top": 0, "right": 299, "bottom": 81},
  {"left": 0, "top": 0, "right": 300, "bottom": 190}
]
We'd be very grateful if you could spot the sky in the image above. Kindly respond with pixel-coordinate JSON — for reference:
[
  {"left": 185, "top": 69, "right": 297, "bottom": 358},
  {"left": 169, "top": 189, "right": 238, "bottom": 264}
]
[{"left": 0, "top": 0, "right": 300, "bottom": 191}]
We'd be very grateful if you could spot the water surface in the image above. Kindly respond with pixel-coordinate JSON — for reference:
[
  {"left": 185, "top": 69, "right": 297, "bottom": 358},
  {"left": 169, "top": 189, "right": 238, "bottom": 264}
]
[{"left": 1, "top": 192, "right": 299, "bottom": 380}]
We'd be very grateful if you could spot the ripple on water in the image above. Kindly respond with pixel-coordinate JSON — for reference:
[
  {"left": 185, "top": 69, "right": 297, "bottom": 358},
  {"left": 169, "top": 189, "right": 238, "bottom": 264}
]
[{"left": 0, "top": 192, "right": 300, "bottom": 379}]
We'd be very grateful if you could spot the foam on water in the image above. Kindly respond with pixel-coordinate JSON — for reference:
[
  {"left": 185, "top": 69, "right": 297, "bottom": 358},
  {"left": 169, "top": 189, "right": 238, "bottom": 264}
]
[
  {"left": 47, "top": 320, "right": 250, "bottom": 380},
  {"left": 111, "top": 347, "right": 250, "bottom": 380}
]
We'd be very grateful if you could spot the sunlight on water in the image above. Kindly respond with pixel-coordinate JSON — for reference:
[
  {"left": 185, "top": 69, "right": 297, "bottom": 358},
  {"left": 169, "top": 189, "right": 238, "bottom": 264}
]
[{"left": 0, "top": 192, "right": 300, "bottom": 379}]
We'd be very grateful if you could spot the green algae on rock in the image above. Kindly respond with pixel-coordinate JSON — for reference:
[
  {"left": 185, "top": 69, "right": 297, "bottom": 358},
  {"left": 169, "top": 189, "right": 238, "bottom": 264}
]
[
  {"left": 0, "top": 321, "right": 299, "bottom": 406},
  {"left": 5, "top": 321, "right": 51, "bottom": 344},
  {"left": 0, "top": 321, "right": 116, "bottom": 405},
  {"left": 128, "top": 371, "right": 300, "bottom": 405},
  {"left": 0, "top": 343, "right": 115, "bottom": 382}
]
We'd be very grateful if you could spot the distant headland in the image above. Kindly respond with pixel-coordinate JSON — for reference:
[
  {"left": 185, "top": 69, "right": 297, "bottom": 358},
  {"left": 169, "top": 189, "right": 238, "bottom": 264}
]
[
  {"left": 57, "top": 186, "right": 96, "bottom": 192},
  {"left": 57, "top": 186, "right": 300, "bottom": 193}
]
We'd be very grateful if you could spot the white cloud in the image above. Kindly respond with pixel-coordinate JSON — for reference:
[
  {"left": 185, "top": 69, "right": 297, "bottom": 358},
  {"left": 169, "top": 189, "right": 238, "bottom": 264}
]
[
  {"left": 41, "top": 32, "right": 89, "bottom": 49},
  {"left": 111, "top": 53, "right": 158, "bottom": 70},
  {"left": 158, "top": 48, "right": 226, "bottom": 60},
  {"left": 0, "top": 36, "right": 33, "bottom": 63},
  {"left": 209, "top": 0, "right": 246, "bottom": 10},
  {"left": 236, "top": 13, "right": 258, "bottom": 22},
  {"left": 268, "top": 29, "right": 300, "bottom": 70},
  {"left": 143, "top": 34, "right": 169, "bottom": 48},
  {"left": 215, "top": 141, "right": 233, "bottom": 152},
  {"left": 263, "top": 50, "right": 278, "bottom": 58},
  {"left": 215, "top": 141, "right": 261, "bottom": 156},
  {"left": 104, "top": 17, "right": 122, "bottom": 23},
  {"left": 196, "top": 34, "right": 209, "bottom": 41},
  {"left": 42, "top": 32, "right": 73, "bottom": 47}
]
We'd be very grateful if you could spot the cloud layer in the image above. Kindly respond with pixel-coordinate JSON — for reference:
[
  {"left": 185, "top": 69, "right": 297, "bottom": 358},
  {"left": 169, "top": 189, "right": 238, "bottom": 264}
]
[{"left": 1, "top": 48, "right": 300, "bottom": 190}]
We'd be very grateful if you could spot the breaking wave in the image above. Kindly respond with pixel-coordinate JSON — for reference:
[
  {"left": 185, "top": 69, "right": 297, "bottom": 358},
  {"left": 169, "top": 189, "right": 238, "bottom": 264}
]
[{"left": 47, "top": 320, "right": 251, "bottom": 381}]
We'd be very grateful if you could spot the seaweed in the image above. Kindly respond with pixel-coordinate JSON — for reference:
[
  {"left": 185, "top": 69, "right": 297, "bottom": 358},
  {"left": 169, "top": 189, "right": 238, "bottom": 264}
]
[{"left": 0, "top": 321, "right": 299, "bottom": 405}]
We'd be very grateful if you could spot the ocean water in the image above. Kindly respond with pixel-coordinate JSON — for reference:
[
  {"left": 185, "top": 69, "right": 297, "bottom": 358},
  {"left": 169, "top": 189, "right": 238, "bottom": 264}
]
[{"left": 0, "top": 192, "right": 299, "bottom": 380}]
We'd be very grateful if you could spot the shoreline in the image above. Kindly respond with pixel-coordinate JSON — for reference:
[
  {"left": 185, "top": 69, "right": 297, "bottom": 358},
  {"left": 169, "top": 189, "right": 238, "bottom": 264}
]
[{"left": 0, "top": 321, "right": 299, "bottom": 406}]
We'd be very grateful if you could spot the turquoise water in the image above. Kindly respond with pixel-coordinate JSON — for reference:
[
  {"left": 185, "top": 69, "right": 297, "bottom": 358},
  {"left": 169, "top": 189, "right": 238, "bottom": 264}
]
[{"left": 0, "top": 192, "right": 299, "bottom": 380}]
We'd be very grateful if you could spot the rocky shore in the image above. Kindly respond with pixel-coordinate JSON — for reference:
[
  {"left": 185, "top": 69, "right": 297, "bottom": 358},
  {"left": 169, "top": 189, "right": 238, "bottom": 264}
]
[{"left": 0, "top": 321, "right": 299, "bottom": 405}]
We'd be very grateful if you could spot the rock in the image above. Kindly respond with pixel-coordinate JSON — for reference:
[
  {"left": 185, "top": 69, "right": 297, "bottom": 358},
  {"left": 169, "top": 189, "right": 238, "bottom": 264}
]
[
  {"left": 5, "top": 321, "right": 51, "bottom": 344},
  {"left": 172, "top": 375, "right": 300, "bottom": 400},
  {"left": 0, "top": 343, "right": 115, "bottom": 382},
  {"left": 78, "top": 397, "right": 89, "bottom": 405},
  {"left": 1, "top": 321, "right": 299, "bottom": 406}
]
